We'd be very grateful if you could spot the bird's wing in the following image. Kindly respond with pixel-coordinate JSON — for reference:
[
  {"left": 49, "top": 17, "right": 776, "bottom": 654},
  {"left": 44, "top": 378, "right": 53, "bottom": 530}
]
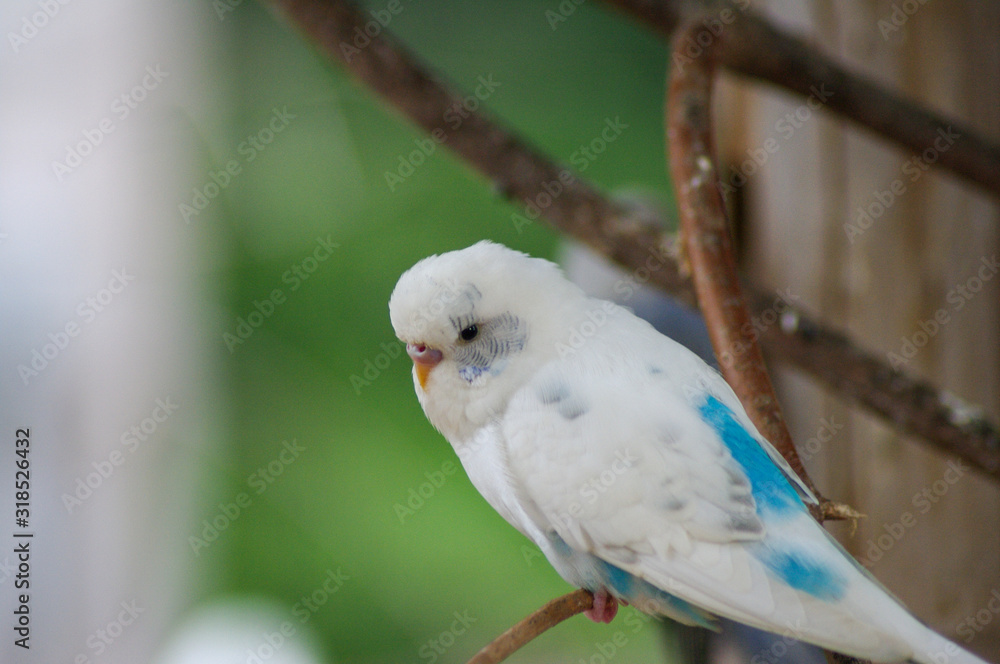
[
  {"left": 500, "top": 338, "right": 913, "bottom": 658},
  {"left": 503, "top": 352, "right": 770, "bottom": 577},
  {"left": 508, "top": 360, "right": 767, "bottom": 551}
]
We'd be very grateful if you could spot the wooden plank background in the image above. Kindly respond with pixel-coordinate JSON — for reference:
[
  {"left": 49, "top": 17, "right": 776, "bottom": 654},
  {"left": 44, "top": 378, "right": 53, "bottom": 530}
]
[{"left": 715, "top": 0, "right": 1000, "bottom": 658}]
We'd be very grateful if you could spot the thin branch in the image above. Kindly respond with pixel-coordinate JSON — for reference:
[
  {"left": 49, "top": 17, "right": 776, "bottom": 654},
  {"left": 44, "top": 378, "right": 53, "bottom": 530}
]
[
  {"left": 602, "top": 0, "right": 1000, "bottom": 195},
  {"left": 465, "top": 589, "right": 594, "bottom": 664},
  {"left": 268, "top": 2, "right": 1000, "bottom": 484}
]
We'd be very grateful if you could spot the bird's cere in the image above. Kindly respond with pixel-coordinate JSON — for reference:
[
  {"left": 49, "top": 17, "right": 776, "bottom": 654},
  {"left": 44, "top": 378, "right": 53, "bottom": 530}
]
[{"left": 407, "top": 343, "right": 443, "bottom": 389}]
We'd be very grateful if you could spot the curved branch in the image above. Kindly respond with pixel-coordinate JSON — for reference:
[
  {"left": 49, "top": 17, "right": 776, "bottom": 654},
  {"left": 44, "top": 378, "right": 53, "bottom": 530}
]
[
  {"left": 665, "top": 25, "right": 801, "bottom": 482},
  {"left": 464, "top": 589, "right": 594, "bottom": 664},
  {"left": 666, "top": 19, "right": 854, "bottom": 517},
  {"left": 603, "top": 0, "right": 1000, "bottom": 195},
  {"left": 667, "top": 20, "right": 867, "bottom": 663},
  {"left": 268, "top": 0, "right": 1000, "bottom": 482}
]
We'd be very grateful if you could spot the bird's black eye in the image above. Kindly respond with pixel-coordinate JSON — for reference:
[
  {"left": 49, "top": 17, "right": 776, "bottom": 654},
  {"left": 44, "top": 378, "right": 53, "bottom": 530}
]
[{"left": 460, "top": 324, "right": 479, "bottom": 341}]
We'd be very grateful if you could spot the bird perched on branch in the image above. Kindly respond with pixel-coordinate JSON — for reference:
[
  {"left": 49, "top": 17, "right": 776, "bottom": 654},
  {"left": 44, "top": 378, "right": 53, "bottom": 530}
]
[{"left": 389, "top": 241, "right": 991, "bottom": 664}]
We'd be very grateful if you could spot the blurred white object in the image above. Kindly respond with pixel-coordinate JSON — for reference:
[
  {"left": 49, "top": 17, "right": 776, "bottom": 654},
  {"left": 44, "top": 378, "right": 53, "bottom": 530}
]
[{"left": 154, "top": 598, "right": 326, "bottom": 664}]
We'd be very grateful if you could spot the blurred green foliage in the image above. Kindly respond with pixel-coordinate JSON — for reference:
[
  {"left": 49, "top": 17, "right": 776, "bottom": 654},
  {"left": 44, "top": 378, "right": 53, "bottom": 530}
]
[{"left": 193, "top": 1, "right": 680, "bottom": 661}]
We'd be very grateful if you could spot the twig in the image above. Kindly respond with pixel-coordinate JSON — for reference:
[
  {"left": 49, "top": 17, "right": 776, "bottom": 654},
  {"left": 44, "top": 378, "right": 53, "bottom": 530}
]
[
  {"left": 665, "top": 17, "right": 867, "bottom": 663},
  {"left": 602, "top": 0, "right": 1000, "bottom": 195},
  {"left": 465, "top": 589, "right": 594, "bottom": 664},
  {"left": 268, "top": 1, "right": 1000, "bottom": 481}
]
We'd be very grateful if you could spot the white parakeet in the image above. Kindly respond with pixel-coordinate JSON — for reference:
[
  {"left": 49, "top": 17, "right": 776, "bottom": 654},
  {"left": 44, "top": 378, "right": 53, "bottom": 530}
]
[{"left": 388, "top": 240, "right": 991, "bottom": 664}]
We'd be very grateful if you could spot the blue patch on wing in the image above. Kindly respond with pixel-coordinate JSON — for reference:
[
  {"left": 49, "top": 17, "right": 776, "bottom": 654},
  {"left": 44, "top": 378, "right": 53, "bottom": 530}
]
[
  {"left": 754, "top": 545, "right": 848, "bottom": 601},
  {"left": 698, "top": 396, "right": 804, "bottom": 517},
  {"left": 699, "top": 396, "right": 849, "bottom": 602}
]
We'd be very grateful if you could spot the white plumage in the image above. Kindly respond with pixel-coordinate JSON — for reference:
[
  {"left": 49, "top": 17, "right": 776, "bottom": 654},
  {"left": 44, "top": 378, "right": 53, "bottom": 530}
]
[{"left": 388, "top": 241, "right": 991, "bottom": 664}]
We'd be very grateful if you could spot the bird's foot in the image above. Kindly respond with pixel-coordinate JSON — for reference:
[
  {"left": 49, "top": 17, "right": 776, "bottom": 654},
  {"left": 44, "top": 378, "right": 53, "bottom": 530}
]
[{"left": 584, "top": 589, "right": 619, "bottom": 624}]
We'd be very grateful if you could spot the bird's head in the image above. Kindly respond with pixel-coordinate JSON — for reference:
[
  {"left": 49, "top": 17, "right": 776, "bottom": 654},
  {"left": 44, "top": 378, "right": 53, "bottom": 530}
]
[{"left": 389, "top": 241, "right": 584, "bottom": 441}]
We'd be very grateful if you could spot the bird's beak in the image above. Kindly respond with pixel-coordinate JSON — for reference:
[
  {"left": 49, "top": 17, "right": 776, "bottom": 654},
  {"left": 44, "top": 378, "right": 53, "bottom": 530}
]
[{"left": 407, "top": 343, "right": 443, "bottom": 390}]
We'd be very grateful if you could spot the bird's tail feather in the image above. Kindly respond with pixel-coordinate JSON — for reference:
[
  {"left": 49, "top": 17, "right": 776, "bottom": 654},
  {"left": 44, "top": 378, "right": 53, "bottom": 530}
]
[{"left": 908, "top": 623, "right": 993, "bottom": 664}]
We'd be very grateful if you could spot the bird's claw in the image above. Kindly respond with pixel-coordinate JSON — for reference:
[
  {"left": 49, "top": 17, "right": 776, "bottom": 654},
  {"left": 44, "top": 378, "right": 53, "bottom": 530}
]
[{"left": 584, "top": 589, "right": 619, "bottom": 624}]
